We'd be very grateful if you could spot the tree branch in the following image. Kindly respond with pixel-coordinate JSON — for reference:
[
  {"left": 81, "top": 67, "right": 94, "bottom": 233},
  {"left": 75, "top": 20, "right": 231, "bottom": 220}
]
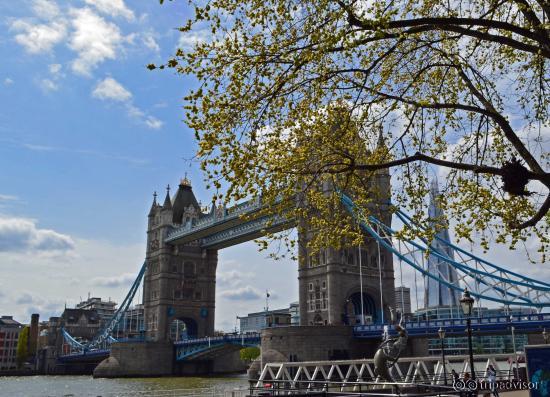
[{"left": 512, "top": 193, "right": 550, "bottom": 229}]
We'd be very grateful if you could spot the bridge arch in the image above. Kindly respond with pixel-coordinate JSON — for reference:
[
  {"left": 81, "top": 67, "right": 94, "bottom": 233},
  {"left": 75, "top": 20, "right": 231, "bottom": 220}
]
[
  {"left": 344, "top": 291, "right": 378, "bottom": 325},
  {"left": 170, "top": 317, "right": 199, "bottom": 341}
]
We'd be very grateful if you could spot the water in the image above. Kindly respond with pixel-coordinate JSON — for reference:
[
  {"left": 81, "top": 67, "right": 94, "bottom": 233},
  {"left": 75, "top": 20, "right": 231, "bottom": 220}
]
[{"left": 0, "top": 374, "right": 250, "bottom": 397}]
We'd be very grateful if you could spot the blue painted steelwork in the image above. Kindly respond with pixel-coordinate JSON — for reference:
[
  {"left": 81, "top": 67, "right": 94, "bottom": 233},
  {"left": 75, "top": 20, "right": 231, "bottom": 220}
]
[
  {"left": 60, "top": 261, "right": 147, "bottom": 355},
  {"left": 395, "top": 209, "right": 550, "bottom": 289},
  {"left": 57, "top": 349, "right": 111, "bottom": 362},
  {"left": 354, "top": 313, "right": 550, "bottom": 338},
  {"left": 59, "top": 192, "right": 550, "bottom": 362},
  {"left": 339, "top": 192, "right": 550, "bottom": 308},
  {"left": 175, "top": 333, "right": 261, "bottom": 361}
]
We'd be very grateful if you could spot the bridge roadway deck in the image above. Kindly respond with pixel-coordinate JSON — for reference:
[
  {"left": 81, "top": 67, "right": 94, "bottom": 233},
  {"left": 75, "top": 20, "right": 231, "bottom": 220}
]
[
  {"left": 353, "top": 313, "right": 550, "bottom": 338},
  {"left": 58, "top": 313, "right": 550, "bottom": 362},
  {"left": 164, "top": 197, "right": 295, "bottom": 249}
]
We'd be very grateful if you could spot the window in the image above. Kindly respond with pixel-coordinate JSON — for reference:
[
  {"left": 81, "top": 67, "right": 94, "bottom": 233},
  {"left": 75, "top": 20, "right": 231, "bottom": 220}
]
[
  {"left": 309, "top": 283, "right": 313, "bottom": 291},
  {"left": 322, "top": 281, "right": 326, "bottom": 289}
]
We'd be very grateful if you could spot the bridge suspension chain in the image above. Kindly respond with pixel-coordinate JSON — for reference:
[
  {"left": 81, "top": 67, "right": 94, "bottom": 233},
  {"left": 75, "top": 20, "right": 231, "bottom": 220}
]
[
  {"left": 340, "top": 193, "right": 550, "bottom": 309},
  {"left": 61, "top": 261, "right": 147, "bottom": 354}
]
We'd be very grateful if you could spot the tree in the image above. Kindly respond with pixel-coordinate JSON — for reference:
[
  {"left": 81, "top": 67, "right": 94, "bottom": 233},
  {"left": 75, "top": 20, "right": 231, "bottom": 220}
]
[
  {"left": 156, "top": 0, "right": 549, "bottom": 261},
  {"left": 240, "top": 346, "right": 261, "bottom": 362},
  {"left": 16, "top": 326, "right": 29, "bottom": 369}
]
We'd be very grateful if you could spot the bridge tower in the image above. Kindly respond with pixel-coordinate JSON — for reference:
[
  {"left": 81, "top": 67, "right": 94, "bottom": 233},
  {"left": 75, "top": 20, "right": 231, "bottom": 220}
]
[
  {"left": 143, "top": 178, "right": 217, "bottom": 342},
  {"left": 298, "top": 137, "right": 395, "bottom": 327}
]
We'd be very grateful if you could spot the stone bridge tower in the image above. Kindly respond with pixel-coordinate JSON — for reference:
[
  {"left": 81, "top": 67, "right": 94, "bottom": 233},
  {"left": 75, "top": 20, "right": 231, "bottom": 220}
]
[
  {"left": 143, "top": 178, "right": 217, "bottom": 342},
  {"left": 298, "top": 138, "right": 395, "bottom": 327}
]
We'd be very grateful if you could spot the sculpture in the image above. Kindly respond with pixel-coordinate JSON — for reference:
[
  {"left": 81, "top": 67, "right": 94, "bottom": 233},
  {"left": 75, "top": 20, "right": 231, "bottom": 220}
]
[{"left": 373, "top": 308, "right": 408, "bottom": 382}]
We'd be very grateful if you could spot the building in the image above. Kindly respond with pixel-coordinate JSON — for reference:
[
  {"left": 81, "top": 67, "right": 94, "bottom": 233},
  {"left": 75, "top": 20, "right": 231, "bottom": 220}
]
[
  {"left": 425, "top": 180, "right": 461, "bottom": 309},
  {"left": 75, "top": 297, "right": 117, "bottom": 324},
  {"left": 239, "top": 308, "right": 292, "bottom": 333},
  {"left": 0, "top": 316, "right": 24, "bottom": 370},
  {"left": 143, "top": 179, "right": 218, "bottom": 341},
  {"left": 394, "top": 286, "right": 411, "bottom": 318},
  {"left": 114, "top": 304, "right": 144, "bottom": 339},
  {"left": 414, "top": 306, "right": 537, "bottom": 356},
  {"left": 289, "top": 302, "right": 300, "bottom": 325},
  {"left": 299, "top": 135, "right": 394, "bottom": 326},
  {"left": 60, "top": 308, "right": 101, "bottom": 346}
]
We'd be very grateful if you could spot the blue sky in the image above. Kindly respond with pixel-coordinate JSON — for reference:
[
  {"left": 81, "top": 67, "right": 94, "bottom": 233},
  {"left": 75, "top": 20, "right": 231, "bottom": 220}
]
[
  {"left": 0, "top": 0, "right": 297, "bottom": 330},
  {"left": 0, "top": 0, "right": 547, "bottom": 330}
]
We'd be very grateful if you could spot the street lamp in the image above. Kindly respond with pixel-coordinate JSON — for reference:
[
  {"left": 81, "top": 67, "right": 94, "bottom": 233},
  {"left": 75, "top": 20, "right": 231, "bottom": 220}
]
[
  {"left": 543, "top": 328, "right": 549, "bottom": 344},
  {"left": 460, "top": 288, "right": 476, "bottom": 380},
  {"left": 438, "top": 327, "right": 448, "bottom": 386},
  {"left": 510, "top": 315, "right": 519, "bottom": 380}
]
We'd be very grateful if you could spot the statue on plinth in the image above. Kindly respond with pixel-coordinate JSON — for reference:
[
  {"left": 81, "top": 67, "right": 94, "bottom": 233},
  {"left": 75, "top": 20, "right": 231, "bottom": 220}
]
[{"left": 373, "top": 308, "right": 408, "bottom": 382}]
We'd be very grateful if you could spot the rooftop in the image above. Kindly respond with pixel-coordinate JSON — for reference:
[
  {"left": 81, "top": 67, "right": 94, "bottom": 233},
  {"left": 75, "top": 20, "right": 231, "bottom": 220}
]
[{"left": 0, "top": 315, "right": 23, "bottom": 327}]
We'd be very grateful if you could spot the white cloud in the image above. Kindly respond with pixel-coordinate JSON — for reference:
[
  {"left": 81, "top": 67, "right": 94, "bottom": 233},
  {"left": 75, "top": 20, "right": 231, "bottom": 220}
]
[
  {"left": 92, "top": 77, "right": 163, "bottom": 130},
  {"left": 39, "top": 78, "right": 59, "bottom": 92},
  {"left": 68, "top": 7, "right": 124, "bottom": 76},
  {"left": 10, "top": 19, "right": 67, "bottom": 54},
  {"left": 142, "top": 32, "right": 160, "bottom": 53},
  {"left": 0, "top": 216, "right": 74, "bottom": 253},
  {"left": 145, "top": 116, "right": 163, "bottom": 130},
  {"left": 49, "top": 63, "right": 62, "bottom": 75},
  {"left": 16, "top": 292, "right": 34, "bottom": 305},
  {"left": 220, "top": 286, "right": 263, "bottom": 301},
  {"left": 3, "top": 78, "right": 14, "bottom": 86},
  {"left": 84, "top": 0, "right": 135, "bottom": 21},
  {"left": 92, "top": 77, "right": 132, "bottom": 102},
  {"left": 92, "top": 273, "right": 135, "bottom": 287},
  {"left": 177, "top": 29, "right": 211, "bottom": 51},
  {"left": 2, "top": 236, "right": 144, "bottom": 323},
  {"left": 32, "top": 0, "right": 61, "bottom": 20},
  {"left": 0, "top": 194, "right": 19, "bottom": 202}
]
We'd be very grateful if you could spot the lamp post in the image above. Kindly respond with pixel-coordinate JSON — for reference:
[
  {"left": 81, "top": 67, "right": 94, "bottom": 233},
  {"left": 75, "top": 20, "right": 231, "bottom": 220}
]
[
  {"left": 438, "top": 327, "right": 448, "bottom": 386},
  {"left": 460, "top": 288, "right": 476, "bottom": 380},
  {"left": 543, "top": 328, "right": 549, "bottom": 344},
  {"left": 510, "top": 315, "right": 519, "bottom": 380}
]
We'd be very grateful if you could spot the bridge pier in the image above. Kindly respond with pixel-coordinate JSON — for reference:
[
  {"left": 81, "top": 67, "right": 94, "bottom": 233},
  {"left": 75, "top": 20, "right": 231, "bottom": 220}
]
[{"left": 94, "top": 341, "right": 173, "bottom": 378}]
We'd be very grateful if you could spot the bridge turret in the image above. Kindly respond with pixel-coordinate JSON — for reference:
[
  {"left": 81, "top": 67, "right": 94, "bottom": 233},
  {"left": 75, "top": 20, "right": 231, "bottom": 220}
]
[
  {"left": 143, "top": 177, "right": 217, "bottom": 343},
  {"left": 172, "top": 177, "right": 201, "bottom": 225}
]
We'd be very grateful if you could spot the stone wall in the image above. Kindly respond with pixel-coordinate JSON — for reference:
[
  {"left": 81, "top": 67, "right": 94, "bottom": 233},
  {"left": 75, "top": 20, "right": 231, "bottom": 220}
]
[
  {"left": 94, "top": 341, "right": 173, "bottom": 378},
  {"left": 259, "top": 325, "right": 435, "bottom": 368}
]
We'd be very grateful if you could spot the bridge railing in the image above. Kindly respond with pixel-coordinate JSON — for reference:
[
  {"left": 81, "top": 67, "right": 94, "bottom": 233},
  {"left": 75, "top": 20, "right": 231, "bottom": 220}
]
[
  {"left": 166, "top": 197, "right": 263, "bottom": 241},
  {"left": 255, "top": 353, "right": 522, "bottom": 393},
  {"left": 174, "top": 332, "right": 261, "bottom": 346},
  {"left": 354, "top": 313, "right": 550, "bottom": 337}
]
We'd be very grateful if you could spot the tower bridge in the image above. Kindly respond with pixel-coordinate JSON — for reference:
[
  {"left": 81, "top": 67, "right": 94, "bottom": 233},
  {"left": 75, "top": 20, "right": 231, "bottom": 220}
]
[{"left": 49, "top": 174, "right": 550, "bottom": 378}]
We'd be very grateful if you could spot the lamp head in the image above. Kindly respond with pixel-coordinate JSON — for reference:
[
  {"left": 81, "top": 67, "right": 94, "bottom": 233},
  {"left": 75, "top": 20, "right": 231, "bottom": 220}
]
[
  {"left": 460, "top": 288, "right": 475, "bottom": 317},
  {"left": 438, "top": 327, "right": 446, "bottom": 339}
]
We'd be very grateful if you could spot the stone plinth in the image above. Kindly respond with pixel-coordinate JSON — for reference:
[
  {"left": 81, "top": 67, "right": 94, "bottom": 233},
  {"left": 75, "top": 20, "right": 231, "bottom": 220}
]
[{"left": 94, "top": 341, "right": 173, "bottom": 378}]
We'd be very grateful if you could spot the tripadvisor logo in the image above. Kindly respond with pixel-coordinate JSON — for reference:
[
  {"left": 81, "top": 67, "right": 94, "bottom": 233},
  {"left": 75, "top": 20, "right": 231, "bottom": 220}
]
[{"left": 453, "top": 380, "right": 540, "bottom": 391}]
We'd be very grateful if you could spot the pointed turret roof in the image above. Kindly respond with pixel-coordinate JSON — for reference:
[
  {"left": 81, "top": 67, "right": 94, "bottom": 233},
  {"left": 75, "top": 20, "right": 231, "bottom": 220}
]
[
  {"left": 148, "top": 191, "right": 158, "bottom": 217},
  {"left": 162, "top": 184, "right": 172, "bottom": 210},
  {"left": 377, "top": 124, "right": 385, "bottom": 148},
  {"left": 172, "top": 177, "right": 200, "bottom": 224}
]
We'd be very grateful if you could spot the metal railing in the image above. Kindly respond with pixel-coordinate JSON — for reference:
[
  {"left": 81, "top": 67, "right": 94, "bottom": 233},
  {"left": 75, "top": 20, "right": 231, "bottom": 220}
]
[
  {"left": 255, "top": 353, "right": 523, "bottom": 393},
  {"left": 354, "top": 313, "right": 550, "bottom": 337},
  {"left": 248, "top": 379, "right": 458, "bottom": 396}
]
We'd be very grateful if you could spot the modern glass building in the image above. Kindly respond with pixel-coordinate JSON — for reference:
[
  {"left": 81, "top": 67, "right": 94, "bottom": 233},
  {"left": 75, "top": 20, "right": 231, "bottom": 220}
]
[
  {"left": 415, "top": 306, "right": 536, "bottom": 356},
  {"left": 425, "top": 180, "right": 461, "bottom": 309}
]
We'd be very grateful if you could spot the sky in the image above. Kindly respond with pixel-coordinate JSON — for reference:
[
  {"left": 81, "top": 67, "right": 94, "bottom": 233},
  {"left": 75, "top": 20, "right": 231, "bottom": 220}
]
[
  {"left": 0, "top": 0, "right": 297, "bottom": 330},
  {"left": 0, "top": 0, "right": 547, "bottom": 331}
]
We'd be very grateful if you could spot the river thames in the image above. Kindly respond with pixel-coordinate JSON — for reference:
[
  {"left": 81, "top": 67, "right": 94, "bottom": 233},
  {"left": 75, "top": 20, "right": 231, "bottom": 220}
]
[{"left": 0, "top": 374, "right": 250, "bottom": 397}]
